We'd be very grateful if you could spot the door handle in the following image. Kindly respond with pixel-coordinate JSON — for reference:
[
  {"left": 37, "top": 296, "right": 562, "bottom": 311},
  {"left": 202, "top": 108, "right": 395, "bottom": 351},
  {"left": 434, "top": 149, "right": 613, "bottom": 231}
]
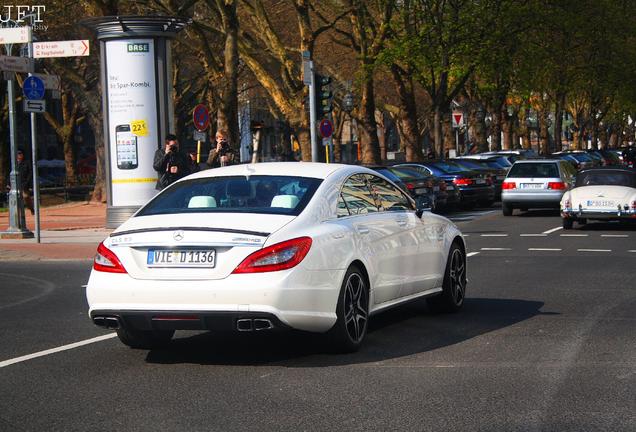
[{"left": 356, "top": 226, "right": 370, "bottom": 235}]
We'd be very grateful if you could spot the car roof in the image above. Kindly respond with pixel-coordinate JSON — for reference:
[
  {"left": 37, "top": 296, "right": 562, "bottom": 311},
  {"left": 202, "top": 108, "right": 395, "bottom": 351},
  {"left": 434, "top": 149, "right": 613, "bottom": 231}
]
[
  {"left": 512, "top": 159, "right": 562, "bottom": 164},
  {"left": 184, "top": 162, "right": 359, "bottom": 180}
]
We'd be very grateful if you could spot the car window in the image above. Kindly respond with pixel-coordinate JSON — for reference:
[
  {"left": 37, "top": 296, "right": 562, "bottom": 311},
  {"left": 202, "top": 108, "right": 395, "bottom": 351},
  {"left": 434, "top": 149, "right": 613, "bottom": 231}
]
[
  {"left": 137, "top": 175, "right": 322, "bottom": 217},
  {"left": 366, "top": 175, "right": 413, "bottom": 212},
  {"left": 432, "top": 161, "right": 469, "bottom": 174},
  {"left": 401, "top": 165, "right": 433, "bottom": 176},
  {"left": 338, "top": 174, "right": 379, "bottom": 216},
  {"left": 508, "top": 163, "right": 559, "bottom": 178},
  {"left": 563, "top": 162, "right": 577, "bottom": 177},
  {"left": 575, "top": 171, "right": 636, "bottom": 187}
]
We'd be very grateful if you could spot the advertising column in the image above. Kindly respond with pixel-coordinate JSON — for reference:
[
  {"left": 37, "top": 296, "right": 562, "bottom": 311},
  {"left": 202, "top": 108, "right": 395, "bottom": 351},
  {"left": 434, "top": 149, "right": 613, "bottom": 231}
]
[
  {"left": 82, "top": 16, "right": 189, "bottom": 227},
  {"left": 105, "top": 39, "right": 159, "bottom": 206}
]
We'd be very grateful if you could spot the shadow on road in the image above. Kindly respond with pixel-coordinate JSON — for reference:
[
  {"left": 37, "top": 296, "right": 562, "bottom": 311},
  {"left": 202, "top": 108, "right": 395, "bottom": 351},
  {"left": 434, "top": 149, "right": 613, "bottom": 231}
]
[
  {"left": 576, "top": 220, "right": 636, "bottom": 231},
  {"left": 515, "top": 209, "right": 561, "bottom": 218},
  {"left": 145, "top": 297, "right": 548, "bottom": 367}
]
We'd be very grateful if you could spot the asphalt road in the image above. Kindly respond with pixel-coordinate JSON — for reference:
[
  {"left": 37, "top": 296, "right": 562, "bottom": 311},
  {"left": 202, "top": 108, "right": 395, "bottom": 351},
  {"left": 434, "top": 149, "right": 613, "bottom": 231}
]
[{"left": 1, "top": 207, "right": 635, "bottom": 432}]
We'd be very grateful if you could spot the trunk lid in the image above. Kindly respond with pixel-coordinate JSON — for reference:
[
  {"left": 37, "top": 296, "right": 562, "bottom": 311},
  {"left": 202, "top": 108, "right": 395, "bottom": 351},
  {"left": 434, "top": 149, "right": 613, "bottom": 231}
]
[
  {"left": 106, "top": 213, "right": 295, "bottom": 280},
  {"left": 571, "top": 186, "right": 635, "bottom": 209}
]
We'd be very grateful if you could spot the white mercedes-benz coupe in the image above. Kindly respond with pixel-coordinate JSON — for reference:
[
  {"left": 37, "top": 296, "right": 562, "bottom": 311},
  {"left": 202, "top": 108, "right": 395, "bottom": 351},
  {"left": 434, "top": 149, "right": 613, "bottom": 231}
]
[
  {"left": 87, "top": 162, "right": 467, "bottom": 352},
  {"left": 560, "top": 167, "right": 636, "bottom": 229}
]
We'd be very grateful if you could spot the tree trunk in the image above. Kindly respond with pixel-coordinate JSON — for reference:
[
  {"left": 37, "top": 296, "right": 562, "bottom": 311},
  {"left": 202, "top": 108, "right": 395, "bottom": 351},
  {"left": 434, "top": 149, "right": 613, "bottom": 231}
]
[
  {"left": 217, "top": 0, "right": 240, "bottom": 149},
  {"left": 491, "top": 110, "right": 502, "bottom": 151},
  {"left": 501, "top": 111, "right": 513, "bottom": 150},
  {"left": 539, "top": 117, "right": 549, "bottom": 156},
  {"left": 358, "top": 72, "right": 381, "bottom": 164},
  {"left": 391, "top": 66, "right": 421, "bottom": 162},
  {"left": 608, "top": 129, "right": 620, "bottom": 148},
  {"left": 554, "top": 93, "right": 565, "bottom": 151},
  {"left": 434, "top": 107, "right": 443, "bottom": 158},
  {"left": 443, "top": 116, "right": 454, "bottom": 157},
  {"left": 572, "top": 129, "right": 583, "bottom": 150},
  {"left": 468, "top": 104, "right": 487, "bottom": 153}
]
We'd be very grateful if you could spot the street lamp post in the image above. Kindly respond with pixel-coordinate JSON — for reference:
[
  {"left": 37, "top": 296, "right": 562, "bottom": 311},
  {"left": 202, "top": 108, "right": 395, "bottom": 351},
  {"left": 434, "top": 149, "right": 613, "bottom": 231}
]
[
  {"left": 342, "top": 91, "right": 355, "bottom": 163},
  {"left": 1, "top": 20, "right": 33, "bottom": 239}
]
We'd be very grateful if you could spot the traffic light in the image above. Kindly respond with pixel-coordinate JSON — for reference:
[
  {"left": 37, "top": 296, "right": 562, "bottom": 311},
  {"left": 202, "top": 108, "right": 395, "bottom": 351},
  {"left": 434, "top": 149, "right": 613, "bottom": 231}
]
[{"left": 315, "top": 74, "right": 333, "bottom": 118}]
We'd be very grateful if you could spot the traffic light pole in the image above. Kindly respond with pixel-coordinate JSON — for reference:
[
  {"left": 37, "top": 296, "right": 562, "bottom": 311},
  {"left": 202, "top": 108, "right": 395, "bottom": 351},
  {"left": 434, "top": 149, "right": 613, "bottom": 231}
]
[{"left": 308, "top": 60, "right": 318, "bottom": 162}]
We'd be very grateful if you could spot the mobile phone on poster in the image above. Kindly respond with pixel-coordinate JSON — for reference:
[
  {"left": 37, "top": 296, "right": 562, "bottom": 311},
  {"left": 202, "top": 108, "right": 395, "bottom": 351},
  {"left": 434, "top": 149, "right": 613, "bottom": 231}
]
[{"left": 115, "top": 124, "right": 138, "bottom": 170}]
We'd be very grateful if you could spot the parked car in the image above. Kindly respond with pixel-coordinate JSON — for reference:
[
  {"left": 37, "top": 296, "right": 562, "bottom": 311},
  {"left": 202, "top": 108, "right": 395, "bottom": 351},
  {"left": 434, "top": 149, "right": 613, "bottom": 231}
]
[
  {"left": 86, "top": 163, "right": 467, "bottom": 352},
  {"left": 560, "top": 167, "right": 636, "bottom": 229},
  {"left": 552, "top": 151, "right": 599, "bottom": 170},
  {"left": 400, "top": 161, "right": 495, "bottom": 208},
  {"left": 451, "top": 158, "right": 508, "bottom": 199},
  {"left": 501, "top": 159, "right": 577, "bottom": 216},
  {"left": 595, "top": 149, "right": 623, "bottom": 166},
  {"left": 368, "top": 166, "right": 440, "bottom": 211},
  {"left": 395, "top": 163, "right": 461, "bottom": 210}
]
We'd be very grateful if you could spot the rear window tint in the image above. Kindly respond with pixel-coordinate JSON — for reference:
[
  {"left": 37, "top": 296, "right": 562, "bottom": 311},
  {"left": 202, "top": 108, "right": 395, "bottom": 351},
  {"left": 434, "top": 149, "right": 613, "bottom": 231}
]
[{"left": 508, "top": 163, "right": 559, "bottom": 178}]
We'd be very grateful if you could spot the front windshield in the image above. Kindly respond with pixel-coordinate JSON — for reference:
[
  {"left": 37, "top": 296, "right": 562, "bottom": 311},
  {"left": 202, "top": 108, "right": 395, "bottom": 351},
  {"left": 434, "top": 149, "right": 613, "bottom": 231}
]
[
  {"left": 575, "top": 171, "right": 636, "bottom": 187},
  {"left": 137, "top": 175, "right": 322, "bottom": 217}
]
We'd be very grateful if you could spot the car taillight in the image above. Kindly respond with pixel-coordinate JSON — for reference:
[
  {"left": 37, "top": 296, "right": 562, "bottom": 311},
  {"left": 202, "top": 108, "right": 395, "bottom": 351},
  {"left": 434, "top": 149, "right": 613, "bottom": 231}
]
[
  {"left": 631, "top": 200, "right": 636, "bottom": 210},
  {"left": 502, "top": 181, "right": 516, "bottom": 190},
  {"left": 93, "top": 241, "right": 127, "bottom": 273},
  {"left": 232, "top": 237, "right": 312, "bottom": 274},
  {"left": 548, "top": 182, "right": 566, "bottom": 190},
  {"left": 453, "top": 178, "right": 473, "bottom": 186},
  {"left": 405, "top": 182, "right": 415, "bottom": 191}
]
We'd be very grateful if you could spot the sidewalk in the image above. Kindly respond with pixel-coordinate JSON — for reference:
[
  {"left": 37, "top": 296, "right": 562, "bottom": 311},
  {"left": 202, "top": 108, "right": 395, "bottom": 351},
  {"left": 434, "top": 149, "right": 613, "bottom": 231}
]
[{"left": 0, "top": 202, "right": 110, "bottom": 261}]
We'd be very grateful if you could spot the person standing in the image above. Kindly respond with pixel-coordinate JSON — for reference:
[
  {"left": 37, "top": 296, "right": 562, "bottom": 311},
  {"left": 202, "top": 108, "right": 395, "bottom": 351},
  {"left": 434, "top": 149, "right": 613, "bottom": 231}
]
[
  {"left": 207, "top": 129, "right": 236, "bottom": 168},
  {"left": 16, "top": 149, "right": 34, "bottom": 215},
  {"left": 153, "top": 134, "right": 191, "bottom": 190}
]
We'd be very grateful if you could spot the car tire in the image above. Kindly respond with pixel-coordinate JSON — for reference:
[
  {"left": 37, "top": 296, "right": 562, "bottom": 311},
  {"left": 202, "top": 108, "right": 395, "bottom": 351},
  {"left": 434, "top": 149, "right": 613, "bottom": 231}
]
[
  {"left": 562, "top": 218, "right": 574, "bottom": 230},
  {"left": 427, "top": 242, "right": 466, "bottom": 313},
  {"left": 116, "top": 326, "right": 174, "bottom": 349},
  {"left": 502, "top": 203, "right": 513, "bottom": 216},
  {"left": 328, "top": 265, "right": 369, "bottom": 353}
]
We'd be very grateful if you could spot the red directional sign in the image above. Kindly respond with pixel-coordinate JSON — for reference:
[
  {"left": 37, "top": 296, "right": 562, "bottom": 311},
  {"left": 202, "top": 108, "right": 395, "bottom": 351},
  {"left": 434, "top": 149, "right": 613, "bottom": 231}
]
[
  {"left": 319, "top": 118, "right": 333, "bottom": 138},
  {"left": 193, "top": 104, "right": 210, "bottom": 132}
]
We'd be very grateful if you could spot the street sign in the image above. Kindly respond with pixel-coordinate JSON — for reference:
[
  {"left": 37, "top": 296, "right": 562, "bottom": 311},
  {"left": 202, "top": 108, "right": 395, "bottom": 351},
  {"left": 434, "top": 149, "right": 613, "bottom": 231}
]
[
  {"left": 452, "top": 111, "right": 464, "bottom": 128},
  {"left": 319, "top": 118, "right": 333, "bottom": 138},
  {"left": 192, "top": 104, "right": 210, "bottom": 131},
  {"left": 22, "top": 76, "right": 45, "bottom": 100},
  {"left": 193, "top": 129, "right": 207, "bottom": 142},
  {"left": 32, "top": 73, "right": 61, "bottom": 91},
  {"left": 0, "top": 27, "right": 32, "bottom": 45},
  {"left": 23, "top": 99, "right": 45, "bottom": 113},
  {"left": 0, "top": 55, "right": 33, "bottom": 73},
  {"left": 33, "top": 40, "right": 90, "bottom": 58}
]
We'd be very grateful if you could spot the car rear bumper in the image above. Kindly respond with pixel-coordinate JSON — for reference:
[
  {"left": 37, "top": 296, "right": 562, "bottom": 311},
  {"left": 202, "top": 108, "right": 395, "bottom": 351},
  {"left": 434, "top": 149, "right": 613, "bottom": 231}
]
[
  {"left": 86, "top": 268, "right": 345, "bottom": 333},
  {"left": 561, "top": 208, "right": 636, "bottom": 220},
  {"left": 502, "top": 190, "right": 564, "bottom": 207},
  {"left": 458, "top": 186, "right": 495, "bottom": 202}
]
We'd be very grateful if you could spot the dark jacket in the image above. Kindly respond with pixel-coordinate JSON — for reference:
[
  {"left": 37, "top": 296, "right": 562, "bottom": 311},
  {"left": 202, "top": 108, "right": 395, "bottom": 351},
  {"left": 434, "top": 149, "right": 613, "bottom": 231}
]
[
  {"left": 153, "top": 147, "right": 191, "bottom": 190},
  {"left": 16, "top": 159, "right": 32, "bottom": 191},
  {"left": 207, "top": 144, "right": 237, "bottom": 168}
]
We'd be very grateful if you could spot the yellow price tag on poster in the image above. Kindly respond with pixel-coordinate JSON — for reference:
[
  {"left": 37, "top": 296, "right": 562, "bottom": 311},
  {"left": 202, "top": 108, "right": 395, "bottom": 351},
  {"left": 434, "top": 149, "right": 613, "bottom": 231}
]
[{"left": 130, "top": 119, "right": 149, "bottom": 137}]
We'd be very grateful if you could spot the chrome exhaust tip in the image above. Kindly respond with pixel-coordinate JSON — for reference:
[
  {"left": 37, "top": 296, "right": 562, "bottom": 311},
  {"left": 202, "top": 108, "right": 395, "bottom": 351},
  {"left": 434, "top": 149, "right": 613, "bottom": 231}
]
[
  {"left": 93, "top": 316, "right": 120, "bottom": 329},
  {"left": 236, "top": 319, "right": 253, "bottom": 332},
  {"left": 253, "top": 319, "right": 274, "bottom": 331}
]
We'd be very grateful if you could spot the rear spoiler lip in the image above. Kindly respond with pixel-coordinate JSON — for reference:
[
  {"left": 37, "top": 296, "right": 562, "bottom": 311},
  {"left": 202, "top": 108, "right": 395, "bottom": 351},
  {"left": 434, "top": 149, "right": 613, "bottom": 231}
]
[{"left": 110, "top": 227, "right": 271, "bottom": 238}]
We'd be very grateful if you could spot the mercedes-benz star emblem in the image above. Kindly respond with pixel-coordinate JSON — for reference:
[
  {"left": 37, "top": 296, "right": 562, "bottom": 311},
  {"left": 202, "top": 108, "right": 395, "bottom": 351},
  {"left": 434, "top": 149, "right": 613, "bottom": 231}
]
[{"left": 173, "top": 230, "right": 184, "bottom": 241}]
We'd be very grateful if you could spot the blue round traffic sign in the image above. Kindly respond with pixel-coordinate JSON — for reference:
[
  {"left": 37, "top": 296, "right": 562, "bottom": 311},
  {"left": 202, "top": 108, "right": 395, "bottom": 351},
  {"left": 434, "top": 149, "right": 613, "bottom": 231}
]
[
  {"left": 193, "top": 104, "right": 210, "bottom": 132},
  {"left": 319, "top": 118, "right": 333, "bottom": 138},
  {"left": 23, "top": 76, "right": 45, "bottom": 100}
]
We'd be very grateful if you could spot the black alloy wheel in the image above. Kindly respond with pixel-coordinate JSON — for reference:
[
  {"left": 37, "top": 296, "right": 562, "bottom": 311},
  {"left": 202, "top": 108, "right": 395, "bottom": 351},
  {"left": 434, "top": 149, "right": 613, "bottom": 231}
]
[
  {"left": 427, "top": 243, "right": 467, "bottom": 313},
  {"left": 329, "top": 265, "right": 369, "bottom": 352}
]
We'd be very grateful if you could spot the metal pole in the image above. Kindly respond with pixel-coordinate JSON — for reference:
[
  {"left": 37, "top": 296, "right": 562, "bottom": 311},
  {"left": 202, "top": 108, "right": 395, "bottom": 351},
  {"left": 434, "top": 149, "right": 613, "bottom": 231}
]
[
  {"left": 28, "top": 38, "right": 40, "bottom": 242},
  {"left": 308, "top": 60, "right": 318, "bottom": 162}
]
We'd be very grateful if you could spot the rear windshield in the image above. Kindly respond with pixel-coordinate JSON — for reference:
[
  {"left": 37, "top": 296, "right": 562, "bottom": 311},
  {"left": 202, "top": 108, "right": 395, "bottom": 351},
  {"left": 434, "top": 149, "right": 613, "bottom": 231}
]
[
  {"left": 569, "top": 153, "right": 593, "bottom": 162},
  {"left": 388, "top": 166, "right": 423, "bottom": 180},
  {"left": 137, "top": 175, "right": 322, "bottom": 217},
  {"left": 575, "top": 171, "right": 636, "bottom": 188},
  {"left": 508, "top": 163, "right": 559, "bottom": 178},
  {"left": 431, "top": 161, "right": 469, "bottom": 174},
  {"left": 454, "top": 159, "right": 483, "bottom": 170}
]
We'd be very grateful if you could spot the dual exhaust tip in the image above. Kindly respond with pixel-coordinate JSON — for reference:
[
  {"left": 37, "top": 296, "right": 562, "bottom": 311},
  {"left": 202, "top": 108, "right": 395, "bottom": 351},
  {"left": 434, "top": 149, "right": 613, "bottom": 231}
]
[
  {"left": 93, "top": 316, "right": 120, "bottom": 329},
  {"left": 236, "top": 318, "right": 274, "bottom": 332}
]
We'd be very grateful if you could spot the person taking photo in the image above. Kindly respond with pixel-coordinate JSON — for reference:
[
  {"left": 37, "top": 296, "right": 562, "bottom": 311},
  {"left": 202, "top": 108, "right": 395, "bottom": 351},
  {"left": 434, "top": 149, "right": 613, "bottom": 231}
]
[
  {"left": 153, "top": 134, "right": 191, "bottom": 190},
  {"left": 207, "top": 129, "right": 236, "bottom": 168}
]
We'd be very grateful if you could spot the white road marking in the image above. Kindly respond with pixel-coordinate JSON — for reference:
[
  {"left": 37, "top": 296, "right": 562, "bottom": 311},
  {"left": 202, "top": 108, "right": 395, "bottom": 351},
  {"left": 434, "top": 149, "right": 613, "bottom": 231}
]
[
  {"left": 628, "top": 250, "right": 636, "bottom": 253},
  {"left": 560, "top": 234, "right": 588, "bottom": 237},
  {"left": 480, "top": 247, "right": 512, "bottom": 251},
  {"left": 480, "top": 234, "right": 508, "bottom": 237},
  {"left": 543, "top": 227, "right": 563, "bottom": 234},
  {"left": 577, "top": 249, "right": 611, "bottom": 252},
  {"left": 601, "top": 234, "right": 629, "bottom": 238},
  {"left": 467, "top": 252, "right": 480, "bottom": 257},
  {"left": 520, "top": 234, "right": 547, "bottom": 237},
  {"left": 0, "top": 333, "right": 117, "bottom": 369},
  {"left": 528, "top": 248, "right": 562, "bottom": 251}
]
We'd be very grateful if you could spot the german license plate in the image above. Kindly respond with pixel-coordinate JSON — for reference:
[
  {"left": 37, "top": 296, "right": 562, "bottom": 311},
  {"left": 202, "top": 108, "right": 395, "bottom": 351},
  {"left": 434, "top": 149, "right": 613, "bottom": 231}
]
[
  {"left": 521, "top": 183, "right": 543, "bottom": 189},
  {"left": 415, "top": 188, "right": 428, "bottom": 194},
  {"left": 475, "top": 178, "right": 486, "bottom": 184},
  {"left": 147, "top": 249, "right": 216, "bottom": 267},
  {"left": 586, "top": 200, "right": 614, "bottom": 207}
]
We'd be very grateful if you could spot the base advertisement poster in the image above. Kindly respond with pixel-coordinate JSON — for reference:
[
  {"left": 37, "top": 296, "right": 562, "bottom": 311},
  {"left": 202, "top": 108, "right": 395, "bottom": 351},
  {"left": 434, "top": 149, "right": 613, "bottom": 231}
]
[{"left": 105, "top": 38, "right": 159, "bottom": 206}]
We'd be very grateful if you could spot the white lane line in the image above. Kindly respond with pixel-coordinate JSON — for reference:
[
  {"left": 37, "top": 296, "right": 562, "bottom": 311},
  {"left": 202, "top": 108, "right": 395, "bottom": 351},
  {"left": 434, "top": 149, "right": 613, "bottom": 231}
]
[
  {"left": 520, "top": 234, "right": 547, "bottom": 237},
  {"left": 480, "top": 234, "right": 508, "bottom": 237},
  {"left": 577, "top": 249, "right": 612, "bottom": 252},
  {"left": 543, "top": 227, "right": 563, "bottom": 234},
  {"left": 560, "top": 234, "right": 588, "bottom": 237},
  {"left": 467, "top": 252, "right": 480, "bottom": 257},
  {"left": 0, "top": 333, "right": 117, "bottom": 369},
  {"left": 627, "top": 250, "right": 636, "bottom": 253},
  {"left": 528, "top": 248, "right": 562, "bottom": 251},
  {"left": 480, "top": 247, "right": 512, "bottom": 251},
  {"left": 601, "top": 234, "right": 629, "bottom": 238}
]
